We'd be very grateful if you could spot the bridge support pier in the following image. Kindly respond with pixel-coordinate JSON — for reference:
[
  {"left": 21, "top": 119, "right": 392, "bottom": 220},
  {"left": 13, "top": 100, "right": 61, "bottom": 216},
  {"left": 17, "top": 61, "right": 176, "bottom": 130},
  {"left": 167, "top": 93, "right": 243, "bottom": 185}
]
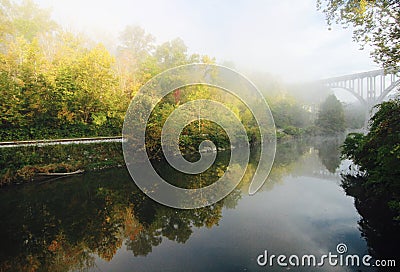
[{"left": 320, "top": 69, "right": 399, "bottom": 131}]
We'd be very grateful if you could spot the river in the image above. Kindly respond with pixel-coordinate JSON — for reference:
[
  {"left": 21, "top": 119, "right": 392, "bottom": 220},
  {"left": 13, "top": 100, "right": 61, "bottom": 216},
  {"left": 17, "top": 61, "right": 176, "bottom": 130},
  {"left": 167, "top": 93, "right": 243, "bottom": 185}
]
[{"left": 0, "top": 137, "right": 397, "bottom": 271}]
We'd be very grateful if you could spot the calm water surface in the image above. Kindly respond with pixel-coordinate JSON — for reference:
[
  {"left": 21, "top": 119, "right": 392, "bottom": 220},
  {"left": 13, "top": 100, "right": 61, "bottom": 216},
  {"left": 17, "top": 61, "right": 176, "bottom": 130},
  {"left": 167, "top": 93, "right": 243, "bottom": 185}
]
[{"left": 0, "top": 138, "right": 396, "bottom": 271}]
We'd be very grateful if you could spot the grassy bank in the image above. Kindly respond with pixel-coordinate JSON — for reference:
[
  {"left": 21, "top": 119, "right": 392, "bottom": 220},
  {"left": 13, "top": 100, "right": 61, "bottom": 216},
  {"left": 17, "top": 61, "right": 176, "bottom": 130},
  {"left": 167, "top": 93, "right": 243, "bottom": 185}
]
[{"left": 0, "top": 142, "right": 124, "bottom": 186}]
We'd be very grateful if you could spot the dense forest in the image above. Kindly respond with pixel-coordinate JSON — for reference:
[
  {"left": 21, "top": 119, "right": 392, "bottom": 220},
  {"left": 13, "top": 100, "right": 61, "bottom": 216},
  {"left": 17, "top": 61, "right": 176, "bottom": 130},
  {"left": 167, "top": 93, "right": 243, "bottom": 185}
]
[
  {"left": 0, "top": 0, "right": 205, "bottom": 140},
  {"left": 0, "top": 0, "right": 358, "bottom": 143},
  {"left": 0, "top": 0, "right": 368, "bottom": 187}
]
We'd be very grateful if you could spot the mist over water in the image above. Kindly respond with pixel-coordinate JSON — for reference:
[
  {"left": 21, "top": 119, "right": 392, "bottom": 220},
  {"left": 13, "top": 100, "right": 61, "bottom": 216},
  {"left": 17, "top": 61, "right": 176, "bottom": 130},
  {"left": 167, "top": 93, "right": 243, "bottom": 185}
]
[
  {"left": 1, "top": 1, "right": 398, "bottom": 271},
  {"left": 2, "top": 138, "right": 390, "bottom": 272}
]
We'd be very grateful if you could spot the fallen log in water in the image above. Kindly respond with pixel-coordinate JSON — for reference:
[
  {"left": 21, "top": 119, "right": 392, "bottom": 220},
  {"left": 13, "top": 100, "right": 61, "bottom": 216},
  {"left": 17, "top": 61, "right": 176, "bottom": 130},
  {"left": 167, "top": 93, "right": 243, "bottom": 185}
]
[{"left": 36, "top": 169, "right": 85, "bottom": 177}]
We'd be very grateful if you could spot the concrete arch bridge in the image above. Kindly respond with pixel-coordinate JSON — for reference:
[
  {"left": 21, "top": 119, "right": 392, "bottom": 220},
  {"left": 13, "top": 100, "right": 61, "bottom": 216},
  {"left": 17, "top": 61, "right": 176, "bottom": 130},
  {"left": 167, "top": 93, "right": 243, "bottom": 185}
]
[{"left": 318, "top": 69, "right": 399, "bottom": 128}]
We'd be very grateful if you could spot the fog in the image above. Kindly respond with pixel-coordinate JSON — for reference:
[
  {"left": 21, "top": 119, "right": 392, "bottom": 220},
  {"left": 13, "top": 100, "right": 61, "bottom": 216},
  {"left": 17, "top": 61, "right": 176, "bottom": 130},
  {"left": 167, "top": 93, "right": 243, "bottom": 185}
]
[{"left": 35, "top": 0, "right": 378, "bottom": 83}]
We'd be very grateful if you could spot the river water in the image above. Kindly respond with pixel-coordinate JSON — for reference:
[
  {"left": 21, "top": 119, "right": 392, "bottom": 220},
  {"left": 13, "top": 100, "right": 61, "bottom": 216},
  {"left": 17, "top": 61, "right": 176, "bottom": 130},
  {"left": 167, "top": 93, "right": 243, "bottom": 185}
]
[{"left": 0, "top": 138, "right": 397, "bottom": 271}]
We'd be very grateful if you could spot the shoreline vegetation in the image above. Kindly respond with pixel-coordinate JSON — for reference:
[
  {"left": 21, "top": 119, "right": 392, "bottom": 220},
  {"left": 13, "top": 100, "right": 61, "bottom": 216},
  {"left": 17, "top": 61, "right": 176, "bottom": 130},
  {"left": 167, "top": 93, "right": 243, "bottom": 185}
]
[
  {"left": 0, "top": 133, "right": 344, "bottom": 188},
  {"left": 0, "top": 141, "right": 125, "bottom": 187},
  {"left": 341, "top": 100, "right": 400, "bottom": 223},
  {"left": 0, "top": 1, "right": 361, "bottom": 188}
]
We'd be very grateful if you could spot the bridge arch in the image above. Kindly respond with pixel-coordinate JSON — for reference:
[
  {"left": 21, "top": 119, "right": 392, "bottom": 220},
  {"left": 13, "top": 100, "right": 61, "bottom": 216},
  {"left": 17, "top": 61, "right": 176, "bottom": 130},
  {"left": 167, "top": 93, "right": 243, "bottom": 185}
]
[
  {"left": 319, "top": 69, "right": 399, "bottom": 129},
  {"left": 377, "top": 79, "right": 400, "bottom": 104},
  {"left": 328, "top": 86, "right": 367, "bottom": 106}
]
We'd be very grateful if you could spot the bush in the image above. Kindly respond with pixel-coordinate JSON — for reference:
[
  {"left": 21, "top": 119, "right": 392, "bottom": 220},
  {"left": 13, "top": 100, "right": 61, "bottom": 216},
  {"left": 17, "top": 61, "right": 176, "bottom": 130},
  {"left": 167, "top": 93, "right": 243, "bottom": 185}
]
[{"left": 341, "top": 99, "right": 400, "bottom": 221}]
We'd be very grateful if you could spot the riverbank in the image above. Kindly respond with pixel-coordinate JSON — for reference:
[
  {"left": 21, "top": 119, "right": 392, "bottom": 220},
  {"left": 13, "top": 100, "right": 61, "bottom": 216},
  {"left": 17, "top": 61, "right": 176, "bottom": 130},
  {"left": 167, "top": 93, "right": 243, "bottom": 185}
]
[
  {"left": 0, "top": 136, "right": 122, "bottom": 148},
  {"left": 0, "top": 141, "right": 125, "bottom": 187},
  {"left": 0, "top": 133, "right": 345, "bottom": 187}
]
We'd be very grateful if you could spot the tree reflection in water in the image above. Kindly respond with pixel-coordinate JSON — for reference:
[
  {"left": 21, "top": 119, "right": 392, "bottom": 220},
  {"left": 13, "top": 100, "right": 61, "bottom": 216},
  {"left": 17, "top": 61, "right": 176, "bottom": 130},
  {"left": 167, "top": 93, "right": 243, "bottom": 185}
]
[
  {"left": 0, "top": 151, "right": 242, "bottom": 271},
  {"left": 0, "top": 140, "right": 312, "bottom": 271},
  {"left": 313, "top": 136, "right": 343, "bottom": 173},
  {"left": 2, "top": 138, "right": 388, "bottom": 271},
  {"left": 341, "top": 175, "right": 400, "bottom": 269}
]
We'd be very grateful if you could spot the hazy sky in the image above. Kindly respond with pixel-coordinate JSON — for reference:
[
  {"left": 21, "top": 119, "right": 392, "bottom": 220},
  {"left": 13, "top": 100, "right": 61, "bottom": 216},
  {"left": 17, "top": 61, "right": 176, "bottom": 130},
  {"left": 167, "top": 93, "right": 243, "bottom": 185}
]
[{"left": 35, "top": 0, "right": 378, "bottom": 83}]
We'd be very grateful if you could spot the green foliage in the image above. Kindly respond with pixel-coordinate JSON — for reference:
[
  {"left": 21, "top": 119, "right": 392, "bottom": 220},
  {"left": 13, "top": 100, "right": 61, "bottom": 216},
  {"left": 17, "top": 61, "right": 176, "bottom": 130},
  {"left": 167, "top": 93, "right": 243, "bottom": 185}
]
[
  {"left": 317, "top": 0, "right": 400, "bottom": 72},
  {"left": 283, "top": 126, "right": 302, "bottom": 136},
  {"left": 0, "top": 3, "right": 126, "bottom": 140},
  {"left": 0, "top": 142, "right": 124, "bottom": 186},
  {"left": 143, "top": 86, "right": 255, "bottom": 160},
  {"left": 0, "top": 2, "right": 221, "bottom": 142},
  {"left": 342, "top": 99, "right": 400, "bottom": 182},
  {"left": 155, "top": 38, "right": 191, "bottom": 69},
  {"left": 0, "top": 0, "right": 57, "bottom": 42},
  {"left": 0, "top": 1, "right": 321, "bottom": 151},
  {"left": 342, "top": 99, "right": 400, "bottom": 221},
  {"left": 344, "top": 103, "right": 366, "bottom": 129},
  {"left": 315, "top": 94, "right": 345, "bottom": 135},
  {"left": 270, "top": 98, "right": 311, "bottom": 129}
]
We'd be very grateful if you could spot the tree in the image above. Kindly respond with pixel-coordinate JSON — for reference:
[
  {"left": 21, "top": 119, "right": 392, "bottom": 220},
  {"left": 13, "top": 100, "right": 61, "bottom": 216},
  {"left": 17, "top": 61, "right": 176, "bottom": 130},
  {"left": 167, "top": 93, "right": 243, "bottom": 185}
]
[
  {"left": 321, "top": 0, "right": 400, "bottom": 224},
  {"left": 0, "top": 69, "right": 21, "bottom": 128},
  {"left": 0, "top": 0, "right": 58, "bottom": 42},
  {"left": 117, "top": 25, "right": 156, "bottom": 99},
  {"left": 154, "top": 38, "right": 191, "bottom": 69},
  {"left": 315, "top": 94, "right": 345, "bottom": 134},
  {"left": 270, "top": 98, "right": 311, "bottom": 129},
  {"left": 0, "top": 0, "right": 12, "bottom": 43},
  {"left": 343, "top": 102, "right": 366, "bottom": 129},
  {"left": 118, "top": 25, "right": 155, "bottom": 63},
  {"left": 317, "top": 0, "right": 400, "bottom": 73},
  {"left": 55, "top": 43, "right": 122, "bottom": 125},
  {"left": 342, "top": 99, "right": 400, "bottom": 220},
  {"left": 314, "top": 138, "right": 342, "bottom": 173}
]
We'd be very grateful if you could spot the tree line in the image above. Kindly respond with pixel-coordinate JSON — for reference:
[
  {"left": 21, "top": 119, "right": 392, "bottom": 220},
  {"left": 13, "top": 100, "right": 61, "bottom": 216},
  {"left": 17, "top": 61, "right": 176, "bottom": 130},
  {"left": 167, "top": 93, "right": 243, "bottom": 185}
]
[
  {"left": 0, "top": 0, "right": 354, "bottom": 144},
  {"left": 0, "top": 0, "right": 218, "bottom": 140}
]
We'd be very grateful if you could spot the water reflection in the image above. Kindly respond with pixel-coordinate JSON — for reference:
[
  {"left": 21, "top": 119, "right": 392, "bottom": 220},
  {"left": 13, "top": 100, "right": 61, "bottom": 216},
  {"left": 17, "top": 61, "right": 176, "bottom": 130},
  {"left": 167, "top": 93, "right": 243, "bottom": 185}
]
[
  {"left": 0, "top": 138, "right": 395, "bottom": 271},
  {"left": 0, "top": 159, "right": 240, "bottom": 271},
  {"left": 342, "top": 175, "right": 400, "bottom": 269},
  {"left": 313, "top": 136, "right": 344, "bottom": 173}
]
